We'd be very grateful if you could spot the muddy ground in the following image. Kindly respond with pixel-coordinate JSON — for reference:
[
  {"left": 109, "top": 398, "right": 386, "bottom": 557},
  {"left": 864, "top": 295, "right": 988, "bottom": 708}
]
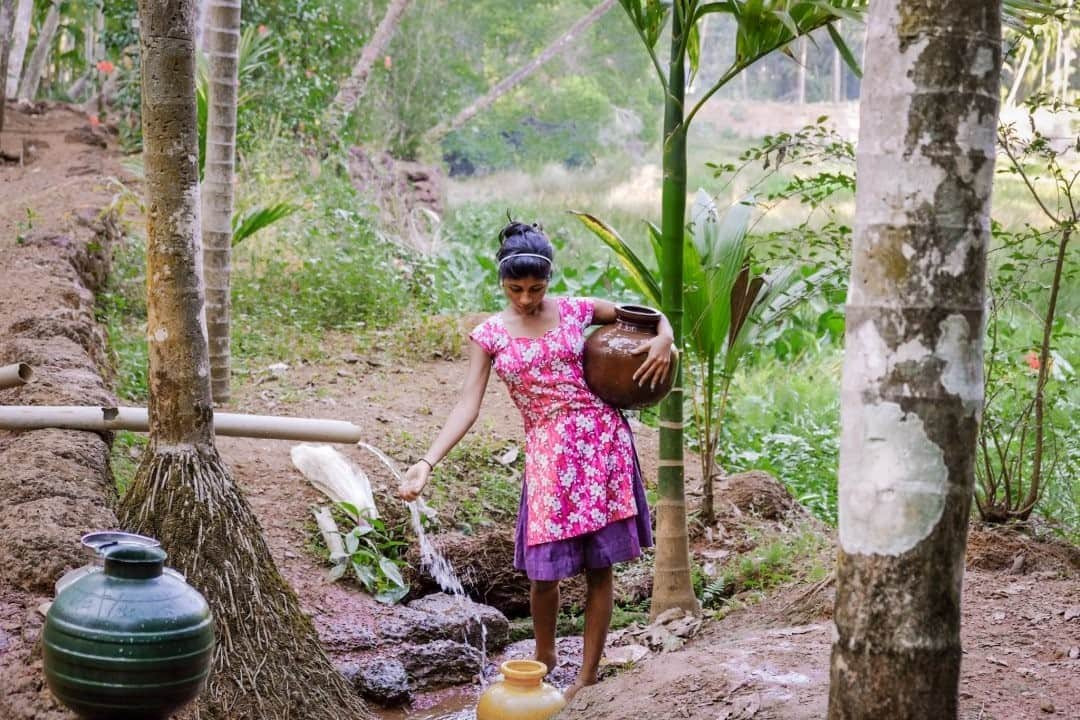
[{"left": 0, "top": 103, "right": 1077, "bottom": 720}]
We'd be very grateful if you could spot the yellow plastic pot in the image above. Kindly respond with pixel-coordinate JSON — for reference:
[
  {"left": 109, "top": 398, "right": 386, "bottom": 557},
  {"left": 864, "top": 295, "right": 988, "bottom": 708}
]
[{"left": 476, "top": 660, "right": 566, "bottom": 720}]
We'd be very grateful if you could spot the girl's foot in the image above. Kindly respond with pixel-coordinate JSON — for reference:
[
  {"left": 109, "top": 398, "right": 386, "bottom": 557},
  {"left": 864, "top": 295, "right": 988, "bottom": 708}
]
[
  {"left": 562, "top": 676, "right": 597, "bottom": 704},
  {"left": 535, "top": 651, "right": 558, "bottom": 675}
]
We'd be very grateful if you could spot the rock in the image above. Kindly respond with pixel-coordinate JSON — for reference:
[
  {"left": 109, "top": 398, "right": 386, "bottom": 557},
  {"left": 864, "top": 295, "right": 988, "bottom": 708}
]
[
  {"left": 1040, "top": 699, "right": 1055, "bottom": 713},
  {"left": 341, "top": 658, "right": 411, "bottom": 707},
  {"left": 378, "top": 592, "right": 510, "bottom": 652},
  {"left": 398, "top": 640, "right": 482, "bottom": 690}
]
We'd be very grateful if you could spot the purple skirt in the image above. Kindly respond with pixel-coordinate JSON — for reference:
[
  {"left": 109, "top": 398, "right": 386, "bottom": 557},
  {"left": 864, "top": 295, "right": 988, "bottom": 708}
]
[{"left": 513, "top": 433, "right": 654, "bottom": 582}]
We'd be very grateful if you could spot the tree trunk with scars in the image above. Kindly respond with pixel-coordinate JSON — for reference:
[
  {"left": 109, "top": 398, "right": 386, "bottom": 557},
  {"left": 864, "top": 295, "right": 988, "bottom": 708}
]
[
  {"left": 122, "top": 1, "right": 370, "bottom": 717},
  {"left": 423, "top": 0, "right": 618, "bottom": 146},
  {"left": 650, "top": 1, "right": 699, "bottom": 620},
  {"left": 202, "top": 0, "right": 240, "bottom": 403},
  {"left": 16, "top": 0, "right": 60, "bottom": 102},
  {"left": 327, "top": 0, "right": 412, "bottom": 130},
  {"left": 828, "top": 0, "right": 1000, "bottom": 717}
]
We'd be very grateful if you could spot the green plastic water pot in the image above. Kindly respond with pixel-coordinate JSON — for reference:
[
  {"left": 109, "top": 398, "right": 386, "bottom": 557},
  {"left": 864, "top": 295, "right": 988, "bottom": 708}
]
[{"left": 43, "top": 543, "right": 215, "bottom": 719}]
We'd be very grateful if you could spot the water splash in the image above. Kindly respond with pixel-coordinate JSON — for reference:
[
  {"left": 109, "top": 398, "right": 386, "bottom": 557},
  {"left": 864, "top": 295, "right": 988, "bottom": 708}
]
[{"left": 358, "top": 443, "right": 489, "bottom": 683}]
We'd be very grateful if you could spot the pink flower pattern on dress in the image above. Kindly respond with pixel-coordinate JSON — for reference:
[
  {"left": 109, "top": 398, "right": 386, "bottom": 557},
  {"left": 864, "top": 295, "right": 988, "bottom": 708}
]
[{"left": 470, "top": 297, "right": 638, "bottom": 545}]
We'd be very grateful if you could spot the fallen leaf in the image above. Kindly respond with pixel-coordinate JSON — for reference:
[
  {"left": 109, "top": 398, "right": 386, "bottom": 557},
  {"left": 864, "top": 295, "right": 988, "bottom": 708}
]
[
  {"left": 987, "top": 655, "right": 1009, "bottom": 667},
  {"left": 1063, "top": 606, "right": 1080, "bottom": 621}
]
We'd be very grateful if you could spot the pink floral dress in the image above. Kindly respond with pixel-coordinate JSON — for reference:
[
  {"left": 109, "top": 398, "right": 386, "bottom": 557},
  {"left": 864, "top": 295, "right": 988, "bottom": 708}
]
[{"left": 470, "top": 297, "right": 639, "bottom": 546}]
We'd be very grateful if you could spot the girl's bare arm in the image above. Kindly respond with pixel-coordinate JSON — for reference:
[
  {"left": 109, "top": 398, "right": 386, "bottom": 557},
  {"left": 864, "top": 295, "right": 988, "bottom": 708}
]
[{"left": 398, "top": 340, "right": 492, "bottom": 500}]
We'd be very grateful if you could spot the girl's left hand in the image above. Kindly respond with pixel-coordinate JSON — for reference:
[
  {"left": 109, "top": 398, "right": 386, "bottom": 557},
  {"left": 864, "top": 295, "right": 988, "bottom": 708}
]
[{"left": 631, "top": 336, "right": 676, "bottom": 390}]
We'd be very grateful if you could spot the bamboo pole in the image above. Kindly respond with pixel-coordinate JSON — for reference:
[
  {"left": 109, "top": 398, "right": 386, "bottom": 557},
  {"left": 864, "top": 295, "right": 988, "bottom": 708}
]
[
  {"left": 0, "top": 362, "right": 32, "bottom": 389},
  {"left": 0, "top": 405, "right": 364, "bottom": 443}
]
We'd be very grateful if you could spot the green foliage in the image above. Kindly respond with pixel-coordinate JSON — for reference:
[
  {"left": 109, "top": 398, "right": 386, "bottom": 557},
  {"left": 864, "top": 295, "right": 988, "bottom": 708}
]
[
  {"left": 109, "top": 431, "right": 148, "bottom": 496},
  {"left": 718, "top": 349, "right": 842, "bottom": 524},
  {"left": 976, "top": 95, "right": 1079, "bottom": 532},
  {"left": 95, "top": 231, "right": 149, "bottom": 402},
  {"left": 231, "top": 201, "right": 301, "bottom": 245},
  {"left": 700, "top": 525, "right": 829, "bottom": 608},
  {"left": 327, "top": 503, "right": 411, "bottom": 604}
]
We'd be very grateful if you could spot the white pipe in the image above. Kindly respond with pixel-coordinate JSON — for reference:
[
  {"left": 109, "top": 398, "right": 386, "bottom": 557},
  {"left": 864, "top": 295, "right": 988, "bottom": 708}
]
[
  {"left": 0, "top": 405, "right": 364, "bottom": 443},
  {"left": 0, "top": 363, "right": 33, "bottom": 389}
]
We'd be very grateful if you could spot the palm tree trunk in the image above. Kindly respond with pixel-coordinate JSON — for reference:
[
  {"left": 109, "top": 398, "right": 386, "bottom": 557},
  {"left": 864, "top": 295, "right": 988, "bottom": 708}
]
[
  {"left": 832, "top": 35, "right": 843, "bottom": 102},
  {"left": 797, "top": 35, "right": 808, "bottom": 104},
  {"left": 328, "top": 0, "right": 412, "bottom": 128},
  {"left": 201, "top": 0, "right": 240, "bottom": 403},
  {"left": 16, "top": 0, "right": 60, "bottom": 102},
  {"left": 124, "top": 1, "right": 371, "bottom": 716},
  {"left": 1005, "top": 37, "right": 1033, "bottom": 108},
  {"left": 423, "top": 0, "right": 618, "bottom": 146},
  {"left": 0, "top": 0, "right": 12, "bottom": 134},
  {"left": 3, "top": 0, "right": 29, "bottom": 98},
  {"left": 828, "top": 0, "right": 1000, "bottom": 717},
  {"left": 651, "top": 0, "right": 699, "bottom": 620}
]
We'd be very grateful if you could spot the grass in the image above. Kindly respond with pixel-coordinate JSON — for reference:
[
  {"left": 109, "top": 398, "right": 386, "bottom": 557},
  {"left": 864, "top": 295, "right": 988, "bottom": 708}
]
[
  {"left": 109, "top": 430, "right": 148, "bottom": 495},
  {"left": 698, "top": 524, "right": 831, "bottom": 611}
]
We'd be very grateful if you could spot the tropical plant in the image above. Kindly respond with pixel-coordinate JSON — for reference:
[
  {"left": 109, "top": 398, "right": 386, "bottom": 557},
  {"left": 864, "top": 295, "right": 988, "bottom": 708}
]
[
  {"left": 231, "top": 201, "right": 301, "bottom": 246},
  {"left": 613, "top": 0, "right": 867, "bottom": 620},
  {"left": 328, "top": 503, "right": 410, "bottom": 605},
  {"left": 576, "top": 192, "right": 812, "bottom": 525},
  {"left": 976, "top": 93, "right": 1078, "bottom": 524}
]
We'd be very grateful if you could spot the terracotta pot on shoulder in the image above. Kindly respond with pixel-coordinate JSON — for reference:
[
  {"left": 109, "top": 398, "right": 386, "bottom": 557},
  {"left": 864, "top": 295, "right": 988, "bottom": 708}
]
[{"left": 584, "top": 304, "right": 676, "bottom": 410}]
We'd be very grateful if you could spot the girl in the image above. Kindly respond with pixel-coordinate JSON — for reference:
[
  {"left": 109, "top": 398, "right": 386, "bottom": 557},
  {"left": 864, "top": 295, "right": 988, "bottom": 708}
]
[{"left": 398, "top": 220, "right": 674, "bottom": 700}]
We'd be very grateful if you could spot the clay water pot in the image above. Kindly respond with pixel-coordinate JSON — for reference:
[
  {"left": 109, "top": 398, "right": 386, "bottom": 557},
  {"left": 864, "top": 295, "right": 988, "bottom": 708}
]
[
  {"left": 584, "top": 304, "right": 676, "bottom": 409},
  {"left": 476, "top": 660, "right": 566, "bottom": 720},
  {"left": 43, "top": 543, "right": 215, "bottom": 719}
]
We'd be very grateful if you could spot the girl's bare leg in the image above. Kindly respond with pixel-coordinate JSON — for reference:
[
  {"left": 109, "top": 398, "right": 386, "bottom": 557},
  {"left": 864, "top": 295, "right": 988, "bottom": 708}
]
[
  {"left": 531, "top": 579, "right": 560, "bottom": 672},
  {"left": 565, "top": 566, "right": 613, "bottom": 702}
]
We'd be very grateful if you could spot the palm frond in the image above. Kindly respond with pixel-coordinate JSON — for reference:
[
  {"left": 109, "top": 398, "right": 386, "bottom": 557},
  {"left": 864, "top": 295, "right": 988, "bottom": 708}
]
[{"left": 232, "top": 202, "right": 301, "bottom": 246}]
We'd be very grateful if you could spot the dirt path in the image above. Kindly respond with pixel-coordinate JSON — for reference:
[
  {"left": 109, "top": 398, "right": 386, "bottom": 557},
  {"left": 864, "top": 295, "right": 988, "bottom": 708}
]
[{"left": 218, "top": 344, "right": 1080, "bottom": 720}]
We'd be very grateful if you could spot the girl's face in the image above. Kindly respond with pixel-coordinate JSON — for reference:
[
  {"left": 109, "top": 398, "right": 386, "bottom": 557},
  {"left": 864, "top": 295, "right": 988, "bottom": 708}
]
[{"left": 502, "top": 276, "right": 549, "bottom": 316}]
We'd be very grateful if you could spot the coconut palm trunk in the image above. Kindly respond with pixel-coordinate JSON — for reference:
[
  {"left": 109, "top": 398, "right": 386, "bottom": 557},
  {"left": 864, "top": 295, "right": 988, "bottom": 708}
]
[
  {"left": 16, "top": 0, "right": 60, "bottom": 102},
  {"left": 828, "top": 0, "right": 1000, "bottom": 717},
  {"left": 650, "top": 1, "right": 699, "bottom": 620},
  {"left": 201, "top": 0, "right": 240, "bottom": 403},
  {"left": 122, "top": 1, "right": 370, "bottom": 717}
]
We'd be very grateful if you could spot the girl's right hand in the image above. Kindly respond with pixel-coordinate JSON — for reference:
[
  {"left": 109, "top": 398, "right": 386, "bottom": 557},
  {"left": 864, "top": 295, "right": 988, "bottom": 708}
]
[{"left": 397, "top": 462, "right": 430, "bottom": 501}]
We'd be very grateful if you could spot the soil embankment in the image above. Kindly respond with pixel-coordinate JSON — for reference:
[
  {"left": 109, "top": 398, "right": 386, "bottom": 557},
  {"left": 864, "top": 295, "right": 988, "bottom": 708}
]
[{"left": 0, "top": 102, "right": 127, "bottom": 720}]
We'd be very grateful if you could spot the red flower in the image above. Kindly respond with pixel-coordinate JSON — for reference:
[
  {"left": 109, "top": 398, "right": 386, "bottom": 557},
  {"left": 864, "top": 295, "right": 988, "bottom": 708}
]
[
  {"left": 96, "top": 60, "right": 115, "bottom": 74},
  {"left": 88, "top": 115, "right": 101, "bottom": 127},
  {"left": 1025, "top": 352, "right": 1040, "bottom": 371},
  {"left": 383, "top": 55, "right": 392, "bottom": 70},
  {"left": 257, "top": 24, "right": 269, "bottom": 36}
]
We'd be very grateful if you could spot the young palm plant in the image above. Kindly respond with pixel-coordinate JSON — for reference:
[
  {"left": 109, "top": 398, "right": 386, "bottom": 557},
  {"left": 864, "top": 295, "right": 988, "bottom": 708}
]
[
  {"left": 576, "top": 191, "right": 804, "bottom": 525},
  {"left": 596, "top": 0, "right": 866, "bottom": 618}
]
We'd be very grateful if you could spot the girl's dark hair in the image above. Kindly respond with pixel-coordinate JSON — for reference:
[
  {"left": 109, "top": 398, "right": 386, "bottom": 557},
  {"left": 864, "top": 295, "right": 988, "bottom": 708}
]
[{"left": 496, "top": 220, "right": 554, "bottom": 280}]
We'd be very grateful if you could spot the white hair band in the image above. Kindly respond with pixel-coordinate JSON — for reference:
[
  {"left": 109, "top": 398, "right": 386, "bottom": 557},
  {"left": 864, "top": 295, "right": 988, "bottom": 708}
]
[{"left": 498, "top": 253, "right": 553, "bottom": 267}]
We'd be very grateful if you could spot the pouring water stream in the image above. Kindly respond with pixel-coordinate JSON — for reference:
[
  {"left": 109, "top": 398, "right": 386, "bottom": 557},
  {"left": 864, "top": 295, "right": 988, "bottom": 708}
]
[{"left": 358, "top": 443, "right": 490, "bottom": 685}]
